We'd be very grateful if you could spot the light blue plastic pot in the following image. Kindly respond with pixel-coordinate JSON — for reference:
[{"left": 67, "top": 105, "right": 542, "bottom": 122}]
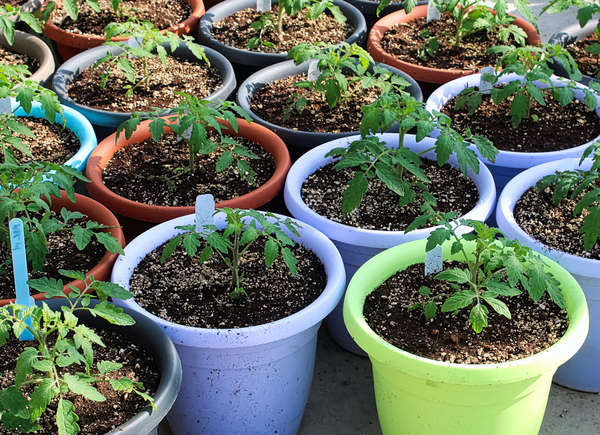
[
  {"left": 11, "top": 98, "right": 97, "bottom": 171},
  {"left": 425, "top": 73, "right": 600, "bottom": 194},
  {"left": 284, "top": 133, "right": 496, "bottom": 354},
  {"left": 111, "top": 211, "right": 345, "bottom": 434},
  {"left": 497, "top": 158, "right": 600, "bottom": 392}
]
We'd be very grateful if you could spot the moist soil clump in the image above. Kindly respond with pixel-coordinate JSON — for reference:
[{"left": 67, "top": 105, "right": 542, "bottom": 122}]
[
  {"left": 211, "top": 6, "right": 352, "bottom": 53},
  {"left": 102, "top": 133, "right": 275, "bottom": 206},
  {"left": 0, "top": 328, "right": 159, "bottom": 434},
  {"left": 0, "top": 46, "right": 39, "bottom": 72},
  {"left": 67, "top": 55, "right": 222, "bottom": 112},
  {"left": 301, "top": 160, "right": 478, "bottom": 231},
  {"left": 566, "top": 33, "right": 599, "bottom": 78},
  {"left": 129, "top": 236, "right": 327, "bottom": 328},
  {"left": 381, "top": 14, "right": 519, "bottom": 70},
  {"left": 441, "top": 92, "right": 600, "bottom": 152},
  {"left": 364, "top": 261, "right": 568, "bottom": 364},
  {"left": 0, "top": 211, "right": 107, "bottom": 299},
  {"left": 250, "top": 73, "right": 382, "bottom": 133},
  {"left": 515, "top": 186, "right": 600, "bottom": 260},
  {"left": 1, "top": 117, "right": 80, "bottom": 164},
  {"left": 51, "top": 0, "right": 191, "bottom": 35}
]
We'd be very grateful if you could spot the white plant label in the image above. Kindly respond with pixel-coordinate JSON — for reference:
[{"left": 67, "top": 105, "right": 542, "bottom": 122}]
[
  {"left": 480, "top": 67, "right": 495, "bottom": 94},
  {"left": 0, "top": 97, "right": 11, "bottom": 114},
  {"left": 257, "top": 0, "right": 271, "bottom": 12},
  {"left": 195, "top": 194, "right": 215, "bottom": 233},
  {"left": 425, "top": 245, "right": 443, "bottom": 275},
  {"left": 426, "top": 2, "right": 441, "bottom": 23},
  {"left": 307, "top": 60, "right": 320, "bottom": 82}
]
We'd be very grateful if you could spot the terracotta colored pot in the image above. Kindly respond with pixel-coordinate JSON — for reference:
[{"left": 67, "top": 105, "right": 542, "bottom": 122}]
[
  {"left": 367, "top": 4, "right": 541, "bottom": 84},
  {"left": 42, "top": 0, "right": 206, "bottom": 60},
  {"left": 85, "top": 118, "right": 291, "bottom": 224},
  {"left": 0, "top": 191, "right": 125, "bottom": 306},
  {"left": 0, "top": 30, "right": 55, "bottom": 85}
]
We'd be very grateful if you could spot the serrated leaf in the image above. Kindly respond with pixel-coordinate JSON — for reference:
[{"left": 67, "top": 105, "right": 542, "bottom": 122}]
[
  {"left": 56, "top": 398, "right": 79, "bottom": 435},
  {"left": 280, "top": 247, "right": 298, "bottom": 275},
  {"left": 482, "top": 296, "right": 511, "bottom": 319},
  {"left": 93, "top": 281, "right": 132, "bottom": 300},
  {"left": 484, "top": 279, "right": 521, "bottom": 296},
  {"left": 94, "top": 232, "right": 124, "bottom": 255},
  {"left": 29, "top": 378, "right": 53, "bottom": 421},
  {"left": 91, "top": 302, "right": 135, "bottom": 326},
  {"left": 109, "top": 377, "right": 134, "bottom": 392},
  {"left": 72, "top": 225, "right": 92, "bottom": 251},
  {"left": 15, "top": 348, "right": 37, "bottom": 387},
  {"left": 64, "top": 374, "right": 106, "bottom": 402},
  {"left": 216, "top": 151, "right": 234, "bottom": 173},
  {"left": 581, "top": 206, "right": 600, "bottom": 251},
  {"left": 426, "top": 228, "right": 452, "bottom": 251},
  {"left": 264, "top": 238, "right": 278, "bottom": 268},
  {"left": 423, "top": 301, "right": 437, "bottom": 320},
  {"left": 341, "top": 172, "right": 368, "bottom": 215},
  {"left": 441, "top": 290, "right": 476, "bottom": 312},
  {"left": 435, "top": 268, "right": 471, "bottom": 284},
  {"left": 469, "top": 303, "right": 489, "bottom": 333},
  {"left": 97, "top": 360, "right": 123, "bottom": 375}
]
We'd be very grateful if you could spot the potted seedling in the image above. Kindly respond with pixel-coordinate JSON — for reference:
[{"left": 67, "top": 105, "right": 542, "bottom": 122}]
[
  {"left": 198, "top": 0, "right": 367, "bottom": 83},
  {"left": 284, "top": 86, "right": 497, "bottom": 352},
  {"left": 53, "top": 20, "right": 236, "bottom": 132},
  {"left": 426, "top": 42, "right": 600, "bottom": 193},
  {"left": 496, "top": 142, "right": 600, "bottom": 392},
  {"left": 84, "top": 95, "right": 290, "bottom": 239},
  {"left": 343, "top": 215, "right": 588, "bottom": 434},
  {"left": 237, "top": 41, "right": 423, "bottom": 154},
  {"left": 344, "top": 0, "right": 412, "bottom": 28},
  {"left": 110, "top": 203, "right": 345, "bottom": 435},
  {"left": 41, "top": 0, "right": 205, "bottom": 60},
  {"left": 367, "top": 0, "right": 540, "bottom": 90}
]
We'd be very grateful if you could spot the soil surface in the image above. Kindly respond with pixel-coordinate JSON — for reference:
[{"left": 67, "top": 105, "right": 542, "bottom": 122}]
[
  {"left": 566, "top": 33, "right": 599, "bottom": 79},
  {"left": 102, "top": 132, "right": 275, "bottom": 206},
  {"left": 301, "top": 160, "right": 479, "bottom": 231},
  {"left": 211, "top": 6, "right": 352, "bottom": 53},
  {"left": 2, "top": 117, "right": 80, "bottom": 164},
  {"left": 515, "top": 186, "right": 600, "bottom": 259},
  {"left": 51, "top": 0, "right": 191, "bottom": 35},
  {"left": 67, "top": 54, "right": 222, "bottom": 113},
  {"left": 250, "top": 73, "right": 381, "bottom": 133},
  {"left": 129, "top": 235, "right": 327, "bottom": 328},
  {"left": 381, "top": 14, "right": 520, "bottom": 70},
  {"left": 364, "top": 261, "right": 568, "bottom": 364},
  {"left": 0, "top": 328, "right": 159, "bottom": 434},
  {"left": 4, "top": 0, "right": 27, "bottom": 6},
  {"left": 441, "top": 91, "right": 600, "bottom": 152},
  {"left": 0, "top": 46, "right": 38, "bottom": 73}
]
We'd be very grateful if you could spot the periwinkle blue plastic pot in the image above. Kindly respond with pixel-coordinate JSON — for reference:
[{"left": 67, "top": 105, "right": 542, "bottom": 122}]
[
  {"left": 284, "top": 133, "right": 496, "bottom": 354},
  {"left": 11, "top": 98, "right": 97, "bottom": 171},
  {"left": 425, "top": 73, "right": 600, "bottom": 194},
  {"left": 111, "top": 211, "right": 345, "bottom": 434},
  {"left": 496, "top": 158, "right": 600, "bottom": 392}
]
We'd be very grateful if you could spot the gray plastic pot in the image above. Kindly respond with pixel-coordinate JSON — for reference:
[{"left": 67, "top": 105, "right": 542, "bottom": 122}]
[
  {"left": 198, "top": 0, "right": 367, "bottom": 83},
  {"left": 42, "top": 298, "right": 182, "bottom": 435},
  {"left": 1, "top": 30, "right": 55, "bottom": 85},
  {"left": 345, "top": 0, "right": 427, "bottom": 27},
  {"left": 52, "top": 42, "right": 236, "bottom": 131},
  {"left": 237, "top": 59, "right": 423, "bottom": 155},
  {"left": 549, "top": 31, "right": 599, "bottom": 88}
]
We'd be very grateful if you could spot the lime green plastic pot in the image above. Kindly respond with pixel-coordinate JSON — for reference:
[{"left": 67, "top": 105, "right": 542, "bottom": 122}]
[{"left": 343, "top": 239, "right": 589, "bottom": 435}]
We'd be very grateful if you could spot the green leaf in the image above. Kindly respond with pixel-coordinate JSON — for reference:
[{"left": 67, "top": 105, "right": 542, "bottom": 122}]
[
  {"left": 423, "top": 301, "right": 437, "bottom": 321},
  {"left": 264, "top": 238, "right": 278, "bottom": 268},
  {"left": 482, "top": 296, "right": 511, "bottom": 319},
  {"left": 527, "top": 262, "right": 549, "bottom": 302},
  {"left": 27, "top": 277, "right": 65, "bottom": 298},
  {"left": 419, "top": 286, "right": 431, "bottom": 296},
  {"left": 484, "top": 279, "right": 521, "bottom": 296},
  {"left": 56, "top": 398, "right": 79, "bottom": 435},
  {"left": 435, "top": 268, "right": 471, "bottom": 284},
  {"left": 97, "top": 360, "right": 123, "bottom": 375},
  {"left": 341, "top": 172, "right": 368, "bottom": 215},
  {"left": 32, "top": 359, "right": 54, "bottom": 372},
  {"left": 109, "top": 377, "right": 134, "bottom": 392},
  {"left": 64, "top": 374, "right": 106, "bottom": 402},
  {"left": 552, "top": 86, "right": 574, "bottom": 107},
  {"left": 95, "top": 232, "right": 124, "bottom": 255},
  {"left": 149, "top": 118, "right": 166, "bottom": 141},
  {"left": 72, "top": 225, "right": 93, "bottom": 250},
  {"left": 59, "top": 270, "right": 86, "bottom": 282},
  {"left": 469, "top": 303, "right": 489, "bottom": 333},
  {"left": 93, "top": 281, "right": 133, "bottom": 300},
  {"left": 216, "top": 151, "right": 234, "bottom": 173},
  {"left": 441, "top": 290, "right": 476, "bottom": 312},
  {"left": 280, "top": 247, "right": 298, "bottom": 275},
  {"left": 581, "top": 206, "right": 600, "bottom": 251},
  {"left": 426, "top": 228, "right": 452, "bottom": 251},
  {"left": 182, "top": 233, "right": 201, "bottom": 257},
  {"left": 160, "top": 234, "right": 182, "bottom": 263},
  {"left": 91, "top": 302, "right": 135, "bottom": 326},
  {"left": 15, "top": 347, "right": 37, "bottom": 387},
  {"left": 29, "top": 379, "right": 53, "bottom": 421}
]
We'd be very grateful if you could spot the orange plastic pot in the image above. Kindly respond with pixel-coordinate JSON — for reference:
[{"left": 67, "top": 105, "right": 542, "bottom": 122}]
[
  {"left": 85, "top": 118, "right": 292, "bottom": 224},
  {"left": 367, "top": 4, "right": 541, "bottom": 84},
  {"left": 0, "top": 191, "right": 125, "bottom": 306},
  {"left": 42, "top": 0, "right": 205, "bottom": 60}
]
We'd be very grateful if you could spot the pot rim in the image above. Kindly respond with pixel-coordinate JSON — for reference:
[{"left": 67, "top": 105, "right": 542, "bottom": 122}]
[{"left": 0, "top": 30, "right": 55, "bottom": 83}]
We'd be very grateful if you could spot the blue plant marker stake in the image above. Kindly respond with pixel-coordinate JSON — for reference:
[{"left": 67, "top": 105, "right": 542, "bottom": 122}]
[
  {"left": 195, "top": 194, "right": 215, "bottom": 233},
  {"left": 0, "top": 97, "right": 11, "bottom": 114},
  {"left": 9, "top": 218, "right": 34, "bottom": 341},
  {"left": 425, "top": 245, "right": 443, "bottom": 276}
]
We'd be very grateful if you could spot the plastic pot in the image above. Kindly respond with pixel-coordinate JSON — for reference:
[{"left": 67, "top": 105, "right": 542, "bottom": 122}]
[
  {"left": 198, "top": 0, "right": 367, "bottom": 84},
  {"left": 0, "top": 191, "right": 125, "bottom": 306},
  {"left": 237, "top": 60, "right": 423, "bottom": 157},
  {"left": 42, "top": 0, "right": 205, "bottom": 60},
  {"left": 343, "top": 238, "right": 589, "bottom": 435},
  {"left": 496, "top": 158, "right": 600, "bottom": 392},
  {"left": 345, "top": 0, "right": 425, "bottom": 29},
  {"left": 425, "top": 73, "right": 600, "bottom": 194},
  {"left": 52, "top": 42, "right": 236, "bottom": 134},
  {"left": 10, "top": 97, "right": 97, "bottom": 171},
  {"left": 41, "top": 298, "right": 181, "bottom": 435},
  {"left": 284, "top": 133, "right": 496, "bottom": 354},
  {"left": 111, "top": 210, "right": 346, "bottom": 435},
  {"left": 0, "top": 30, "right": 55, "bottom": 85},
  {"left": 367, "top": 4, "right": 540, "bottom": 85},
  {"left": 549, "top": 31, "right": 600, "bottom": 88}
]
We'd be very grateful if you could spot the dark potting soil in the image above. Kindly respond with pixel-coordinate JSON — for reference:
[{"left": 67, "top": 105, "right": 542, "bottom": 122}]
[
  {"left": 250, "top": 73, "right": 381, "bottom": 133},
  {"left": 211, "top": 6, "right": 352, "bottom": 54},
  {"left": 4, "top": 0, "right": 27, "bottom": 7},
  {"left": 0, "top": 328, "right": 159, "bottom": 434},
  {"left": 2, "top": 117, "right": 80, "bottom": 164},
  {"left": 129, "top": 236, "right": 327, "bottom": 328},
  {"left": 566, "top": 34, "right": 600, "bottom": 79},
  {"left": 0, "top": 46, "right": 39, "bottom": 73},
  {"left": 363, "top": 261, "right": 568, "bottom": 364},
  {"left": 301, "top": 160, "right": 478, "bottom": 231},
  {"left": 67, "top": 55, "right": 222, "bottom": 113},
  {"left": 441, "top": 92, "right": 600, "bottom": 152},
  {"left": 514, "top": 186, "right": 600, "bottom": 259},
  {"left": 102, "top": 133, "right": 275, "bottom": 206},
  {"left": 381, "top": 15, "right": 519, "bottom": 70},
  {"left": 51, "top": 0, "right": 191, "bottom": 35},
  {"left": 0, "top": 211, "right": 107, "bottom": 300}
]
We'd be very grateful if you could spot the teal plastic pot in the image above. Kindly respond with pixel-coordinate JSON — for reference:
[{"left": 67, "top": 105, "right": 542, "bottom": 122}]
[{"left": 343, "top": 238, "right": 589, "bottom": 435}]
